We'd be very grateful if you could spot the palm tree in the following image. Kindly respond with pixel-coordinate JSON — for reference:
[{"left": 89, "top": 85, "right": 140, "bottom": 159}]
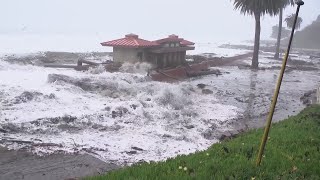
[
  {"left": 285, "top": 13, "right": 303, "bottom": 29},
  {"left": 233, "top": 0, "right": 288, "bottom": 69},
  {"left": 274, "top": 0, "right": 294, "bottom": 59}
]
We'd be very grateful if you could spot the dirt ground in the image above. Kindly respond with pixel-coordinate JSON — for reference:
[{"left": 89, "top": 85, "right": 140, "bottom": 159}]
[{"left": 0, "top": 147, "right": 118, "bottom": 180}]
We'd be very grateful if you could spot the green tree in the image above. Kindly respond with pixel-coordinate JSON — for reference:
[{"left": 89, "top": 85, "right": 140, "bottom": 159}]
[
  {"left": 285, "top": 13, "right": 303, "bottom": 29},
  {"left": 274, "top": 0, "right": 294, "bottom": 59},
  {"left": 270, "top": 25, "right": 290, "bottom": 39},
  {"left": 233, "top": 0, "right": 288, "bottom": 69}
]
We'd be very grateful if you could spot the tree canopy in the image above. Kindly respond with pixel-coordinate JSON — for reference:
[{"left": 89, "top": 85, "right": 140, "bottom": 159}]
[
  {"left": 285, "top": 13, "right": 303, "bottom": 29},
  {"left": 232, "top": 0, "right": 294, "bottom": 68},
  {"left": 270, "top": 26, "right": 290, "bottom": 39},
  {"left": 232, "top": 0, "right": 292, "bottom": 16}
]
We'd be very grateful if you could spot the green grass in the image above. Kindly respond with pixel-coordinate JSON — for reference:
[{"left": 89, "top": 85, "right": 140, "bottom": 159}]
[{"left": 87, "top": 105, "right": 320, "bottom": 180}]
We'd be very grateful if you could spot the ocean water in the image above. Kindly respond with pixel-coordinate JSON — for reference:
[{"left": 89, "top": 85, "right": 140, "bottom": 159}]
[{"left": 0, "top": 58, "right": 240, "bottom": 164}]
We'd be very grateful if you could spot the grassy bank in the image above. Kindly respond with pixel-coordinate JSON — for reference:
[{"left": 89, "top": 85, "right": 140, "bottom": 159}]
[{"left": 87, "top": 105, "right": 320, "bottom": 180}]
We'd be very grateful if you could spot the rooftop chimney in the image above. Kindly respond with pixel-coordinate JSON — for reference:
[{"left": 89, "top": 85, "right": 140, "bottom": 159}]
[
  {"left": 125, "top": 33, "right": 139, "bottom": 39},
  {"left": 169, "top": 34, "right": 179, "bottom": 38}
]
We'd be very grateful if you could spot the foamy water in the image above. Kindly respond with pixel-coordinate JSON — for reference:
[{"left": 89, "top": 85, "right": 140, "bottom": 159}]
[
  {"left": 2, "top": 51, "right": 318, "bottom": 164},
  {"left": 0, "top": 59, "right": 240, "bottom": 164}
]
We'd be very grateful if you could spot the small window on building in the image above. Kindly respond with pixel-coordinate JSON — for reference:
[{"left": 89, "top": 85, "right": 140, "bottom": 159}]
[
  {"left": 170, "top": 43, "right": 174, "bottom": 47},
  {"left": 175, "top": 43, "right": 180, "bottom": 47},
  {"left": 164, "top": 43, "right": 170, "bottom": 47}
]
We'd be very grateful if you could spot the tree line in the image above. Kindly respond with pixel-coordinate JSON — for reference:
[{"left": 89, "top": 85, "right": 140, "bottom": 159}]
[{"left": 232, "top": 0, "right": 303, "bottom": 69}]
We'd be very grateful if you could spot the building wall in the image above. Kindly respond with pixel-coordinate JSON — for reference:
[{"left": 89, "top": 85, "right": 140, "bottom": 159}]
[
  {"left": 159, "top": 51, "right": 186, "bottom": 68},
  {"left": 112, "top": 47, "right": 188, "bottom": 69},
  {"left": 113, "top": 47, "right": 145, "bottom": 63}
]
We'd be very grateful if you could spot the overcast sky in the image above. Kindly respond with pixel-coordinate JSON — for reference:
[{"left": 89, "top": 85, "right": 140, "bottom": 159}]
[{"left": 1, "top": 0, "right": 319, "bottom": 52}]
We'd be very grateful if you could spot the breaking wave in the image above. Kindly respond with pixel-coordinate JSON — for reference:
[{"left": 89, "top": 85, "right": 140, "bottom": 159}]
[
  {"left": 119, "top": 62, "right": 153, "bottom": 75},
  {"left": 0, "top": 59, "right": 240, "bottom": 164}
]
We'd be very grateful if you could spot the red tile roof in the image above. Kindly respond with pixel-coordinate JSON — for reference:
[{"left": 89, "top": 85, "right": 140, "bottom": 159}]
[
  {"left": 181, "top": 39, "right": 195, "bottom": 46},
  {"left": 155, "top": 34, "right": 184, "bottom": 44},
  {"left": 101, "top": 34, "right": 158, "bottom": 48},
  {"left": 101, "top": 34, "right": 195, "bottom": 48}
]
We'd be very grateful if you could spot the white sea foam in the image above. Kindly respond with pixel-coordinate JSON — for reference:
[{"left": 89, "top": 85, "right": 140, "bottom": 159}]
[{"left": 0, "top": 59, "right": 240, "bottom": 164}]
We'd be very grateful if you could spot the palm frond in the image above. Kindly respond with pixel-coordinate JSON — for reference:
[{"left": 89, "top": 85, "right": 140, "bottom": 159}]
[
  {"left": 285, "top": 13, "right": 303, "bottom": 29},
  {"left": 232, "top": 0, "right": 291, "bottom": 16}
]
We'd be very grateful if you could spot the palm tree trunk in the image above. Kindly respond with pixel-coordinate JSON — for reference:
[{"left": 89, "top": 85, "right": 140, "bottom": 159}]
[
  {"left": 252, "top": 12, "right": 261, "bottom": 69},
  {"left": 274, "top": 9, "right": 283, "bottom": 59}
]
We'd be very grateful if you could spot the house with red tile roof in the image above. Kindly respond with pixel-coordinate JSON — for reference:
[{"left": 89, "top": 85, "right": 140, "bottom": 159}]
[{"left": 101, "top": 34, "right": 195, "bottom": 68}]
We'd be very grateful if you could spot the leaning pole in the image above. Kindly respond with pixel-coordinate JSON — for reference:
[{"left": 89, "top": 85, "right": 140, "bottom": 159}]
[{"left": 256, "top": 0, "right": 305, "bottom": 166}]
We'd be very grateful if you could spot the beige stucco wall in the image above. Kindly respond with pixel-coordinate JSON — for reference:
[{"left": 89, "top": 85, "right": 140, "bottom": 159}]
[
  {"left": 112, "top": 47, "right": 188, "bottom": 68},
  {"left": 113, "top": 47, "right": 146, "bottom": 63}
]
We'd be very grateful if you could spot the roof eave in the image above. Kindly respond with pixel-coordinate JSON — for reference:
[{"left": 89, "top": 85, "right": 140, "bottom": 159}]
[
  {"left": 101, "top": 44, "right": 159, "bottom": 48},
  {"left": 181, "top": 43, "right": 195, "bottom": 46},
  {"left": 155, "top": 38, "right": 184, "bottom": 44}
]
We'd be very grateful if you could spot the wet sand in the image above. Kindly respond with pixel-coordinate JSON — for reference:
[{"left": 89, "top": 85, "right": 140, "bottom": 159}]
[{"left": 0, "top": 147, "right": 118, "bottom": 180}]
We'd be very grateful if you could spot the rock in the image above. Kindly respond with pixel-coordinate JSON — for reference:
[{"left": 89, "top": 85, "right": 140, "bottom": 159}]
[
  {"left": 0, "top": 123, "right": 21, "bottom": 133},
  {"left": 44, "top": 116, "right": 77, "bottom": 124},
  {"left": 98, "top": 124, "right": 122, "bottom": 132},
  {"left": 109, "top": 125, "right": 122, "bottom": 131},
  {"left": 92, "top": 124, "right": 102, "bottom": 129},
  {"left": 111, "top": 107, "right": 129, "bottom": 118},
  {"left": 13, "top": 91, "right": 43, "bottom": 104},
  {"left": 111, "top": 111, "right": 118, "bottom": 118},
  {"left": 49, "top": 118, "right": 60, "bottom": 124},
  {"left": 62, "top": 115, "right": 77, "bottom": 123},
  {"left": 197, "top": 83, "right": 206, "bottom": 89},
  {"left": 131, "top": 147, "right": 144, "bottom": 151},
  {"left": 162, "top": 134, "right": 172, "bottom": 138},
  {"left": 30, "top": 120, "right": 41, "bottom": 126},
  {"left": 45, "top": 93, "right": 56, "bottom": 99},
  {"left": 219, "top": 134, "right": 229, "bottom": 141},
  {"left": 302, "top": 99, "right": 310, "bottom": 105},
  {"left": 0, "top": 128, "right": 8, "bottom": 133},
  {"left": 218, "top": 131, "right": 234, "bottom": 141},
  {"left": 238, "top": 65, "right": 251, "bottom": 70},
  {"left": 209, "top": 124, "right": 218, "bottom": 130},
  {"left": 104, "top": 106, "right": 111, "bottom": 111},
  {"left": 300, "top": 89, "right": 317, "bottom": 105},
  {"left": 235, "top": 97, "right": 248, "bottom": 103},
  {"left": 190, "top": 55, "right": 207, "bottom": 62},
  {"left": 57, "top": 124, "right": 81, "bottom": 132},
  {"left": 125, "top": 151, "right": 137, "bottom": 155},
  {"left": 202, "top": 129, "right": 215, "bottom": 140},
  {"left": 202, "top": 89, "right": 213, "bottom": 94},
  {"left": 185, "top": 125, "right": 195, "bottom": 129},
  {"left": 130, "top": 104, "right": 138, "bottom": 110}
]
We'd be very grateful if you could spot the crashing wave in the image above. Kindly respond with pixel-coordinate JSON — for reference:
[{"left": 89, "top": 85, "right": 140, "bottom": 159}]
[
  {"left": 0, "top": 60, "right": 240, "bottom": 164},
  {"left": 119, "top": 62, "right": 153, "bottom": 75}
]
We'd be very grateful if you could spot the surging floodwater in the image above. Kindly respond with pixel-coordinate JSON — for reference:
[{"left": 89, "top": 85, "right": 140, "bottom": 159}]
[
  {"left": 0, "top": 52, "right": 319, "bottom": 165},
  {"left": 0, "top": 58, "right": 240, "bottom": 164}
]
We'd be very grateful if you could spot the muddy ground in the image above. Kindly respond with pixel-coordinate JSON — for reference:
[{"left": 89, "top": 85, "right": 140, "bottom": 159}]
[
  {"left": 0, "top": 51, "right": 319, "bottom": 180},
  {"left": 0, "top": 147, "right": 118, "bottom": 180}
]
